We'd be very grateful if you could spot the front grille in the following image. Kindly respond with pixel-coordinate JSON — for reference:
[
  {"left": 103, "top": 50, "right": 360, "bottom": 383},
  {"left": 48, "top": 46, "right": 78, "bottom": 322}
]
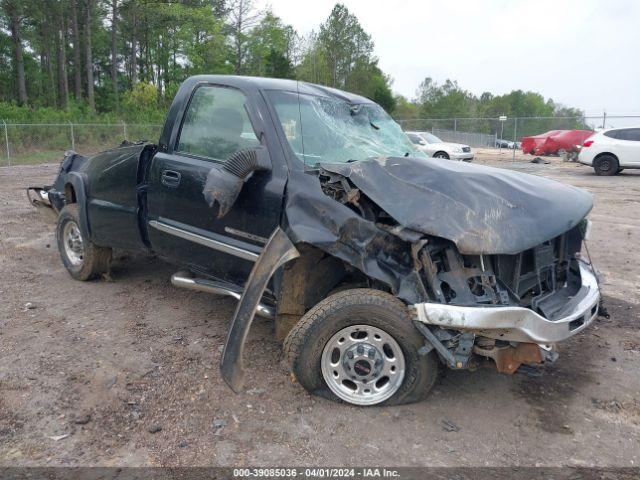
[
  {"left": 420, "top": 224, "right": 585, "bottom": 317},
  {"left": 492, "top": 225, "right": 584, "bottom": 319}
]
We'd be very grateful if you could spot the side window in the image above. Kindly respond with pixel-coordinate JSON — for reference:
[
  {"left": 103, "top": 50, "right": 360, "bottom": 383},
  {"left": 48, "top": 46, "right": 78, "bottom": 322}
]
[
  {"left": 604, "top": 130, "right": 620, "bottom": 139},
  {"left": 407, "top": 133, "right": 422, "bottom": 145},
  {"left": 622, "top": 128, "right": 640, "bottom": 141},
  {"left": 176, "top": 86, "right": 260, "bottom": 161}
]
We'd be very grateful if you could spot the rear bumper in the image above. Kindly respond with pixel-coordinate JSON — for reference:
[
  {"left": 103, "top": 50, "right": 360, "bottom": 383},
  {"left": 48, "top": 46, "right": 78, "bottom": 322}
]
[
  {"left": 411, "top": 260, "right": 600, "bottom": 344},
  {"left": 578, "top": 151, "right": 595, "bottom": 166},
  {"left": 27, "top": 187, "right": 58, "bottom": 223}
]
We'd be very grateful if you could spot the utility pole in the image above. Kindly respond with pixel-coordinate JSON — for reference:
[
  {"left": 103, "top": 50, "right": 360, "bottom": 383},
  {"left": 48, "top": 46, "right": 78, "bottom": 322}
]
[
  {"left": 512, "top": 118, "right": 517, "bottom": 162},
  {"left": 498, "top": 115, "right": 507, "bottom": 152}
]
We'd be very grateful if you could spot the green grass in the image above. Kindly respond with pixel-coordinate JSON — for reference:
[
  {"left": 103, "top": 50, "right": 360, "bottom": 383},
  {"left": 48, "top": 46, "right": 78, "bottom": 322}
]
[
  {"left": 1, "top": 150, "right": 65, "bottom": 166},
  {"left": 2, "top": 145, "right": 117, "bottom": 166}
]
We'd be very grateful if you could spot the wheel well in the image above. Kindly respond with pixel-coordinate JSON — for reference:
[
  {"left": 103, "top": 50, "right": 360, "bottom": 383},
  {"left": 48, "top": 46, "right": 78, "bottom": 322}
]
[
  {"left": 64, "top": 183, "right": 77, "bottom": 204},
  {"left": 434, "top": 151, "right": 449, "bottom": 157},
  {"left": 594, "top": 152, "right": 618, "bottom": 163},
  {"left": 274, "top": 243, "right": 368, "bottom": 340}
]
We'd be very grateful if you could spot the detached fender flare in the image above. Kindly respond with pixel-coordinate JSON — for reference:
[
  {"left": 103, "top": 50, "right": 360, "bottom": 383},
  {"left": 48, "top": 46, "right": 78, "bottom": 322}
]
[
  {"left": 64, "top": 172, "right": 91, "bottom": 240},
  {"left": 220, "top": 227, "right": 300, "bottom": 392}
]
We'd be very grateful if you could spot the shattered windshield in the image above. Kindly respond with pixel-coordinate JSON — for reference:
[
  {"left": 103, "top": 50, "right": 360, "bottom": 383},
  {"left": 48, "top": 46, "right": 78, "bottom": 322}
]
[{"left": 267, "top": 90, "right": 425, "bottom": 165}]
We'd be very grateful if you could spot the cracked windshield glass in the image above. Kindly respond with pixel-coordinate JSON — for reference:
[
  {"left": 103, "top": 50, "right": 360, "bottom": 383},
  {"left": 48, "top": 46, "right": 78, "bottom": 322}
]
[{"left": 268, "top": 90, "right": 426, "bottom": 165}]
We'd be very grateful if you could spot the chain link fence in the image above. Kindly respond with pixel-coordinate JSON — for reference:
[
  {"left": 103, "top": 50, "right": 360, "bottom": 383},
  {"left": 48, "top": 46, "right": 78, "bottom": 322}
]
[
  {"left": 398, "top": 115, "right": 640, "bottom": 148},
  {"left": 2, "top": 115, "right": 640, "bottom": 166},
  {"left": 1, "top": 122, "right": 162, "bottom": 166}
]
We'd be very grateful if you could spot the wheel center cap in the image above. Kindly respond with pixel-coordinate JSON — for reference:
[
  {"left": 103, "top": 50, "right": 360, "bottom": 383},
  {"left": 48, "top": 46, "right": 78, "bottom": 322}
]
[
  {"left": 354, "top": 360, "right": 372, "bottom": 376},
  {"left": 343, "top": 342, "right": 383, "bottom": 380}
]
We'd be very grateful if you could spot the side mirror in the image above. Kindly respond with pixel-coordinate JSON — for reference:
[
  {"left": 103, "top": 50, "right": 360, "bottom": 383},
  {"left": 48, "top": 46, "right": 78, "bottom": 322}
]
[{"left": 202, "top": 147, "right": 271, "bottom": 219}]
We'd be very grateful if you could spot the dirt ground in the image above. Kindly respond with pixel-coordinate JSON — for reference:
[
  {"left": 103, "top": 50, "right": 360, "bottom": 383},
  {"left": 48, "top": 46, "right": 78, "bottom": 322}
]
[{"left": 1, "top": 150, "right": 639, "bottom": 467}]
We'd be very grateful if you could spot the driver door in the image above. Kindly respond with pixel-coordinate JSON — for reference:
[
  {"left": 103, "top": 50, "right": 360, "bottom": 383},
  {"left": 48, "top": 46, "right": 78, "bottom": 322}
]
[{"left": 146, "top": 84, "right": 285, "bottom": 286}]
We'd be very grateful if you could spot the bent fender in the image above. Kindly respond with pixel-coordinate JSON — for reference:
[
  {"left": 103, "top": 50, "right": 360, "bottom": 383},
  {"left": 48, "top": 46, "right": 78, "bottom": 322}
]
[{"left": 220, "top": 227, "right": 299, "bottom": 392}]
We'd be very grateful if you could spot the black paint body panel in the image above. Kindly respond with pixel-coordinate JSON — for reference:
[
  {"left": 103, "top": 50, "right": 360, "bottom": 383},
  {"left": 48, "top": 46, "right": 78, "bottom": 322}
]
[{"left": 42, "top": 75, "right": 593, "bottom": 299}]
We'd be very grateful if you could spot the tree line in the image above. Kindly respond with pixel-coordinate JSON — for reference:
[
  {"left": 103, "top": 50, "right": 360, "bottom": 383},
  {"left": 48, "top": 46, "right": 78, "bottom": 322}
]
[
  {"left": 397, "top": 78, "right": 585, "bottom": 121},
  {"left": 1, "top": 0, "right": 584, "bottom": 128},
  {"left": 0, "top": 1, "right": 395, "bottom": 121}
]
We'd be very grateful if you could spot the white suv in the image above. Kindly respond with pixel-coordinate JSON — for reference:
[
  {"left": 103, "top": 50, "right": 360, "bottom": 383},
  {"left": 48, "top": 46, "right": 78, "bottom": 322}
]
[{"left": 578, "top": 127, "right": 640, "bottom": 175}]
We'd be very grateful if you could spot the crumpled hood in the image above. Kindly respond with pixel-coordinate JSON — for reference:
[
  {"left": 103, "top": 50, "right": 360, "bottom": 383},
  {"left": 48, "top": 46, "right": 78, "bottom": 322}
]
[{"left": 320, "top": 156, "right": 593, "bottom": 255}]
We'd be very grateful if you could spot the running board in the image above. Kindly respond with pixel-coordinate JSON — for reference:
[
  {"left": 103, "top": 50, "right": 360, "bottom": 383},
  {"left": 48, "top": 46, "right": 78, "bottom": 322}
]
[{"left": 170, "top": 272, "right": 275, "bottom": 319}]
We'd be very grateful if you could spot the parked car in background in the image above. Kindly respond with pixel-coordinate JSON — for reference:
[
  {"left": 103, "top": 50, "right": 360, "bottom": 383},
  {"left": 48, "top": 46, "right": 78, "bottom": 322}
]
[
  {"left": 406, "top": 131, "right": 474, "bottom": 161},
  {"left": 495, "top": 139, "right": 513, "bottom": 149},
  {"left": 521, "top": 130, "right": 593, "bottom": 156},
  {"left": 496, "top": 140, "right": 522, "bottom": 149},
  {"left": 578, "top": 126, "right": 640, "bottom": 175}
]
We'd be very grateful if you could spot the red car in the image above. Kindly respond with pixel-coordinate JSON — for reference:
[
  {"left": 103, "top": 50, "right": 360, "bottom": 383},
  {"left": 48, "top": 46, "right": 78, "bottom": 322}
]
[{"left": 521, "top": 130, "right": 594, "bottom": 156}]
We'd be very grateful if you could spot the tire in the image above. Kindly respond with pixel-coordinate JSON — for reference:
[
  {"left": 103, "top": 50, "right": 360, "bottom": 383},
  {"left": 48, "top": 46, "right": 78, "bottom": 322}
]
[
  {"left": 56, "top": 204, "right": 112, "bottom": 281},
  {"left": 593, "top": 154, "right": 619, "bottom": 176},
  {"left": 283, "top": 289, "right": 439, "bottom": 406},
  {"left": 433, "top": 151, "right": 449, "bottom": 160}
]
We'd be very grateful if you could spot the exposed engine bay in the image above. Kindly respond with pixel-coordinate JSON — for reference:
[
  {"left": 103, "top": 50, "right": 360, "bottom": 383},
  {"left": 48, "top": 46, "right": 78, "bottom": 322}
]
[
  {"left": 317, "top": 164, "right": 586, "bottom": 314},
  {"left": 299, "top": 159, "right": 597, "bottom": 374}
]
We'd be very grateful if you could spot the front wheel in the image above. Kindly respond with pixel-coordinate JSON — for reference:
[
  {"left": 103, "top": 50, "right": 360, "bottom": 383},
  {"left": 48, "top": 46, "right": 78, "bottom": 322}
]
[
  {"left": 283, "top": 289, "right": 439, "bottom": 406},
  {"left": 56, "top": 205, "right": 112, "bottom": 281},
  {"left": 433, "top": 151, "right": 450, "bottom": 159}
]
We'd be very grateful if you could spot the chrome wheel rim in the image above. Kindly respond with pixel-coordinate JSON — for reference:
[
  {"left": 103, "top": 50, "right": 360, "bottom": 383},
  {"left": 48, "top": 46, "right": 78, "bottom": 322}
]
[
  {"left": 321, "top": 324, "right": 405, "bottom": 406},
  {"left": 63, "top": 221, "right": 84, "bottom": 266}
]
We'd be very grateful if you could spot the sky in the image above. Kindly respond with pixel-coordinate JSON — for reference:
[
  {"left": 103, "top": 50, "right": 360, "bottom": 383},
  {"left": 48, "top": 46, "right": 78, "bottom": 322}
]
[{"left": 257, "top": 0, "right": 640, "bottom": 117}]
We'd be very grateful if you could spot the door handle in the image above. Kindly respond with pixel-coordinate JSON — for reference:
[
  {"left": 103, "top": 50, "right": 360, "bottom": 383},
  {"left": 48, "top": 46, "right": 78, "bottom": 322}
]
[{"left": 161, "top": 169, "right": 181, "bottom": 187}]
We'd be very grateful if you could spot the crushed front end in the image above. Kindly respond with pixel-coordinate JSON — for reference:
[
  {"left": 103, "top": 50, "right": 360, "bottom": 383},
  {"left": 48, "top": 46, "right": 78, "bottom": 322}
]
[
  {"left": 299, "top": 156, "right": 600, "bottom": 375},
  {"left": 410, "top": 222, "right": 600, "bottom": 373}
]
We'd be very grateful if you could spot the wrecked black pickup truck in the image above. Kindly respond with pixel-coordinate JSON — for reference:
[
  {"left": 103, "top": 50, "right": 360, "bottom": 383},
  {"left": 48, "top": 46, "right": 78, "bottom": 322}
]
[{"left": 28, "top": 75, "right": 601, "bottom": 406}]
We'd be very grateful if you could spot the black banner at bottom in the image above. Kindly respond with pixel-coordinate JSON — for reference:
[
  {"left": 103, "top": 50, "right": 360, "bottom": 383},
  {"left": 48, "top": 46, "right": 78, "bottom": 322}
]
[{"left": 0, "top": 467, "right": 638, "bottom": 480}]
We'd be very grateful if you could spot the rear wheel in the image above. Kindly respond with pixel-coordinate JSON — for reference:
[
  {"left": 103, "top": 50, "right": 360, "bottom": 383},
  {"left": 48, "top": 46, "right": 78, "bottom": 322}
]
[
  {"left": 433, "top": 151, "right": 449, "bottom": 159},
  {"left": 56, "top": 205, "right": 112, "bottom": 281},
  {"left": 593, "top": 154, "right": 619, "bottom": 176},
  {"left": 283, "top": 289, "right": 439, "bottom": 406}
]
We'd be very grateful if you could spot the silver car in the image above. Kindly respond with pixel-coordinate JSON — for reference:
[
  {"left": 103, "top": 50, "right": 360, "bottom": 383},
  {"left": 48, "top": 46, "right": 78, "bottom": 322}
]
[{"left": 407, "top": 131, "right": 474, "bottom": 161}]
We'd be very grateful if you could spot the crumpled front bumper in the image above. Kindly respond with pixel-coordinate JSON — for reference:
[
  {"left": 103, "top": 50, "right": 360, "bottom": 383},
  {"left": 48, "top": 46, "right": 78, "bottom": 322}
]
[{"left": 411, "top": 260, "right": 600, "bottom": 344}]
